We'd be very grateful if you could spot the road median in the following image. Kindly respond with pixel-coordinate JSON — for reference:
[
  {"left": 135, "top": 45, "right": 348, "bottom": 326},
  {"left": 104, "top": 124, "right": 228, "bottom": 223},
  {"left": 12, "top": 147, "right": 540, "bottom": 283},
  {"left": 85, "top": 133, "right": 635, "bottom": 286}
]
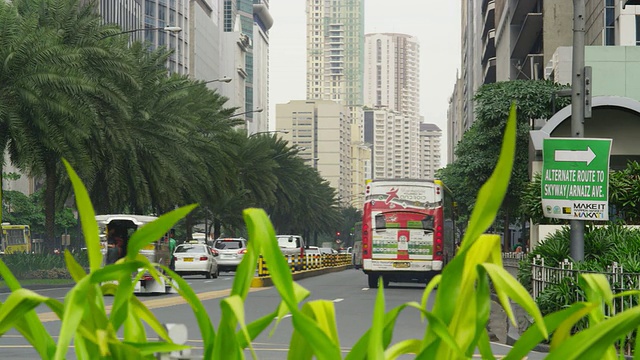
[{"left": 251, "top": 265, "right": 350, "bottom": 288}]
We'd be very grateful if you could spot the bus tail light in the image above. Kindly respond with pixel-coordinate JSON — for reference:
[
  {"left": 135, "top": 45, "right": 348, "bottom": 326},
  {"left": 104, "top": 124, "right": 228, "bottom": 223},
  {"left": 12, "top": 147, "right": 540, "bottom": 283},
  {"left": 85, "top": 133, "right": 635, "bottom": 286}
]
[{"left": 434, "top": 225, "right": 443, "bottom": 261}]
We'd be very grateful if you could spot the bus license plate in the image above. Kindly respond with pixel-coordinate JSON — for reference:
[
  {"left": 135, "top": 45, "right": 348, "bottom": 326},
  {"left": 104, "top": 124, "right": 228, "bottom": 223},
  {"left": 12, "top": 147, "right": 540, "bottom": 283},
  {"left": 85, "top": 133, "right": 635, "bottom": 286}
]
[{"left": 393, "top": 262, "right": 410, "bottom": 268}]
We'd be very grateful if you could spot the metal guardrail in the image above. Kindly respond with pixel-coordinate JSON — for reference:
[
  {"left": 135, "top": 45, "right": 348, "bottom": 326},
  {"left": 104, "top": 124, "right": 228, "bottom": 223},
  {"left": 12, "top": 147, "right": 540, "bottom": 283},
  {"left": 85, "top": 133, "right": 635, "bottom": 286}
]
[
  {"left": 530, "top": 256, "right": 640, "bottom": 318},
  {"left": 256, "top": 253, "right": 352, "bottom": 277}
]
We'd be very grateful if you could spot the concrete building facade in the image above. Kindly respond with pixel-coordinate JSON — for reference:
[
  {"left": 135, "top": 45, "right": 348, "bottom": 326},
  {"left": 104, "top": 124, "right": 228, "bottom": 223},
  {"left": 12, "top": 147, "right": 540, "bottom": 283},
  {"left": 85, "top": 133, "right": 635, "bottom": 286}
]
[
  {"left": 222, "top": 0, "right": 272, "bottom": 133},
  {"left": 363, "top": 107, "right": 420, "bottom": 180},
  {"left": 189, "top": 0, "right": 223, "bottom": 85},
  {"left": 363, "top": 33, "right": 424, "bottom": 179},
  {"left": 350, "top": 123, "right": 371, "bottom": 209},
  {"left": 363, "top": 33, "right": 421, "bottom": 119},
  {"left": 419, "top": 123, "right": 442, "bottom": 179},
  {"left": 447, "top": 74, "right": 465, "bottom": 164},
  {"left": 275, "top": 100, "right": 352, "bottom": 205}
]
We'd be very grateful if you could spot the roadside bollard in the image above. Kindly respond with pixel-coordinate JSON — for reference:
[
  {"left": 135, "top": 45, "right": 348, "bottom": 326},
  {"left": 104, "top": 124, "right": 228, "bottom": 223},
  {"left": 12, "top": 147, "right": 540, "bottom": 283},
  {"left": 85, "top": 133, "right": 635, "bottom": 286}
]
[{"left": 156, "top": 323, "right": 190, "bottom": 360}]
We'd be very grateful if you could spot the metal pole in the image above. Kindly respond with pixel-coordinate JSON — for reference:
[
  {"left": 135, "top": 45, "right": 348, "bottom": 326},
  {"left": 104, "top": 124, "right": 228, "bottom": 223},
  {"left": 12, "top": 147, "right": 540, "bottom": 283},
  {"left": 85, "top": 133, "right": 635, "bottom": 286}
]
[{"left": 570, "top": 0, "right": 586, "bottom": 261}]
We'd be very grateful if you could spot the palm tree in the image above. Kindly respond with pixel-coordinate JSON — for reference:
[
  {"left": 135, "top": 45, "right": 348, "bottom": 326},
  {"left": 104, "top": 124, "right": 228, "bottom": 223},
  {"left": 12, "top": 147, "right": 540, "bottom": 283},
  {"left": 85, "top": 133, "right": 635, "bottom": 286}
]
[
  {"left": 10, "top": 0, "right": 137, "bottom": 251},
  {"left": 0, "top": 0, "right": 118, "bottom": 249}
]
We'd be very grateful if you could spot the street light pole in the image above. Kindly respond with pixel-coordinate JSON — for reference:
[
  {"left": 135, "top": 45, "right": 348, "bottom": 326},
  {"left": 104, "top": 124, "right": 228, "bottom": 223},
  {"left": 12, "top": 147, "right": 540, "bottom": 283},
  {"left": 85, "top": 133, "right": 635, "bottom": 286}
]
[
  {"left": 99, "top": 26, "right": 182, "bottom": 40},
  {"left": 178, "top": 77, "right": 232, "bottom": 90},
  {"left": 570, "top": 0, "right": 586, "bottom": 261},
  {"left": 248, "top": 129, "right": 289, "bottom": 138},
  {"left": 230, "top": 108, "right": 264, "bottom": 118}
]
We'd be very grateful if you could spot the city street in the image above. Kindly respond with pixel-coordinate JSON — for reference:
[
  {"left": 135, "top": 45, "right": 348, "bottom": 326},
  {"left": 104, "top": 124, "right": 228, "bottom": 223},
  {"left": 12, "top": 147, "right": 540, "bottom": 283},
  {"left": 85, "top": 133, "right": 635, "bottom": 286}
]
[{"left": 0, "top": 269, "right": 546, "bottom": 359}]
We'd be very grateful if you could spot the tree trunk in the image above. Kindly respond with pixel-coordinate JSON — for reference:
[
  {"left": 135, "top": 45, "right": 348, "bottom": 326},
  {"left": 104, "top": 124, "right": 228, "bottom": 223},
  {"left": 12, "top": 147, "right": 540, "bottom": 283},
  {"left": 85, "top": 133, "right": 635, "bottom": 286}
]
[
  {"left": 213, "top": 218, "right": 221, "bottom": 240},
  {"left": 503, "top": 211, "right": 511, "bottom": 252},
  {"left": 44, "top": 159, "right": 57, "bottom": 254},
  {"left": 185, "top": 212, "right": 193, "bottom": 241}
]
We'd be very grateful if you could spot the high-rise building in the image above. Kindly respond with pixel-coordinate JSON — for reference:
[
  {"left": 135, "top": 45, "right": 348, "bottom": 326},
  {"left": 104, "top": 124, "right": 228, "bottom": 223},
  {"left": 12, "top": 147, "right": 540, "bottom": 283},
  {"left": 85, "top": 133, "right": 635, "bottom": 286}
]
[
  {"left": 305, "top": 0, "right": 364, "bottom": 126},
  {"left": 419, "top": 123, "right": 442, "bottom": 179},
  {"left": 447, "top": 74, "right": 464, "bottom": 164},
  {"left": 222, "top": 0, "right": 272, "bottom": 133},
  {"left": 363, "top": 33, "right": 422, "bottom": 179},
  {"left": 275, "top": 100, "right": 352, "bottom": 205},
  {"left": 363, "top": 33, "right": 420, "bottom": 118},
  {"left": 350, "top": 123, "right": 371, "bottom": 209},
  {"left": 100, "top": 0, "right": 143, "bottom": 41},
  {"left": 302, "top": 0, "right": 364, "bottom": 205},
  {"left": 363, "top": 107, "right": 420, "bottom": 180},
  {"left": 189, "top": 0, "right": 224, "bottom": 85},
  {"left": 449, "top": 0, "right": 573, "bottom": 157},
  {"left": 143, "top": 0, "right": 190, "bottom": 75}
]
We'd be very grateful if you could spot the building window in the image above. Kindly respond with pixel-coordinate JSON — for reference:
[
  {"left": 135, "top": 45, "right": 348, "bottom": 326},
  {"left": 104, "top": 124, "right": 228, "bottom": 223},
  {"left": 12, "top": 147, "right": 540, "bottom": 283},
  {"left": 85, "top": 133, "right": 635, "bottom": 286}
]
[{"left": 604, "top": 0, "right": 615, "bottom": 45}]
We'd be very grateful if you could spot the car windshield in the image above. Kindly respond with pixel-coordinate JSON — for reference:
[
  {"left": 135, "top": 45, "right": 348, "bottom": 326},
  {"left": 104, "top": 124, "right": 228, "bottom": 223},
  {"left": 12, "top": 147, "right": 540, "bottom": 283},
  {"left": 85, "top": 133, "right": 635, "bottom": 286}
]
[
  {"left": 277, "top": 236, "right": 299, "bottom": 248},
  {"left": 214, "top": 240, "right": 244, "bottom": 250},
  {"left": 175, "top": 245, "right": 206, "bottom": 254}
]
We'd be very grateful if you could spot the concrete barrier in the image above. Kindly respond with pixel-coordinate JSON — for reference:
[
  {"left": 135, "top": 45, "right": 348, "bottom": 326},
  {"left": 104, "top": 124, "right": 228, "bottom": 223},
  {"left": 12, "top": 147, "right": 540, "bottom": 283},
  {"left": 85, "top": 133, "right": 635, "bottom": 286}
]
[{"left": 251, "top": 264, "right": 350, "bottom": 288}]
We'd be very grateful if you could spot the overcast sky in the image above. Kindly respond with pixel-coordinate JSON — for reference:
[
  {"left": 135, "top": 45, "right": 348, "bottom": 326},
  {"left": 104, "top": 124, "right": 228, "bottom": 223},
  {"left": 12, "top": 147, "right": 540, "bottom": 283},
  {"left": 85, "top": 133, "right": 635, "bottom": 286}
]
[{"left": 268, "top": 1, "right": 461, "bottom": 163}]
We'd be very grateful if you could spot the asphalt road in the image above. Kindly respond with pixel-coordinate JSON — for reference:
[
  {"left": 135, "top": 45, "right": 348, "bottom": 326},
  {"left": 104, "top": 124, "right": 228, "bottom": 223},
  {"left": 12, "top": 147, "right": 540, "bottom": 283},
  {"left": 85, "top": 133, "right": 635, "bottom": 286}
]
[{"left": 0, "top": 269, "right": 546, "bottom": 359}]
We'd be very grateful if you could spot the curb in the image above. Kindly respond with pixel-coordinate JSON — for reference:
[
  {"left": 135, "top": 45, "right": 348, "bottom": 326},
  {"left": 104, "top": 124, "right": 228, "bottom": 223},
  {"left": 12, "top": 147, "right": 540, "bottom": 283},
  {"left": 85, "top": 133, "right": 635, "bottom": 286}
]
[
  {"left": 0, "top": 282, "right": 76, "bottom": 293},
  {"left": 490, "top": 293, "right": 551, "bottom": 353},
  {"left": 251, "top": 265, "right": 350, "bottom": 288}
]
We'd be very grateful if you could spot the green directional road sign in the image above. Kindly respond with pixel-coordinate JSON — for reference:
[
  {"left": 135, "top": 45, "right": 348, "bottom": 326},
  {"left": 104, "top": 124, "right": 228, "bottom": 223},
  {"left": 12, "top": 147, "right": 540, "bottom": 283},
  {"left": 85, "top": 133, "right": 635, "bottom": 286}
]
[{"left": 541, "top": 138, "right": 612, "bottom": 221}]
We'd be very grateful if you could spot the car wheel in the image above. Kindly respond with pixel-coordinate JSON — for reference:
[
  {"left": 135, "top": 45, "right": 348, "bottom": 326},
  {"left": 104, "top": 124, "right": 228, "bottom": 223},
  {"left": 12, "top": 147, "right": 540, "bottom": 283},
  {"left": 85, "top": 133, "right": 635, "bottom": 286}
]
[
  {"left": 213, "top": 267, "right": 219, "bottom": 279},
  {"left": 205, "top": 269, "right": 212, "bottom": 279}
]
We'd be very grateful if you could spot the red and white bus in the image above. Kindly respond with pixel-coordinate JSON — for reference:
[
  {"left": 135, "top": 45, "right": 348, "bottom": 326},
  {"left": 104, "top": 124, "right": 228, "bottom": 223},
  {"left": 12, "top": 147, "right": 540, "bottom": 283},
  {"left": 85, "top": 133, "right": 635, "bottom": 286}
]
[{"left": 361, "top": 179, "right": 457, "bottom": 288}]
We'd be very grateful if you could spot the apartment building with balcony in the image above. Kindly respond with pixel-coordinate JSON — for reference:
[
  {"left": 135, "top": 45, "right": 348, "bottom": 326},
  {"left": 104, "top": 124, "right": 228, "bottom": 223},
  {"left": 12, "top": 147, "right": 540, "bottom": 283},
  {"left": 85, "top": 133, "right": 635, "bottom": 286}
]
[
  {"left": 363, "top": 33, "right": 423, "bottom": 179},
  {"left": 363, "top": 33, "right": 421, "bottom": 119},
  {"left": 448, "top": 0, "right": 573, "bottom": 161},
  {"left": 305, "top": 0, "right": 364, "bottom": 129},
  {"left": 363, "top": 107, "right": 420, "bottom": 180}
]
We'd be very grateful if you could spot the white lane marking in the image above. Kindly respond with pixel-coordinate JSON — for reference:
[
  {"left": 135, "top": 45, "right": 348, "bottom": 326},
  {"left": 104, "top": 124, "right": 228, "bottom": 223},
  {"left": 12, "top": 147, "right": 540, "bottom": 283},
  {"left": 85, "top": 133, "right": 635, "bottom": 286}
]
[
  {"left": 333, "top": 298, "right": 344, "bottom": 303},
  {"left": 204, "top": 280, "right": 213, "bottom": 283},
  {"left": 362, "top": 288, "right": 369, "bottom": 291}
]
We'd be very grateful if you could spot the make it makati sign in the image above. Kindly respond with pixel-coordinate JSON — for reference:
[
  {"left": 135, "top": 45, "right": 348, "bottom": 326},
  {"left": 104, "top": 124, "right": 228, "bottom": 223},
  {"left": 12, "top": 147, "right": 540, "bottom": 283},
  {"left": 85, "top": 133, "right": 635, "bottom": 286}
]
[{"left": 541, "top": 138, "right": 612, "bottom": 221}]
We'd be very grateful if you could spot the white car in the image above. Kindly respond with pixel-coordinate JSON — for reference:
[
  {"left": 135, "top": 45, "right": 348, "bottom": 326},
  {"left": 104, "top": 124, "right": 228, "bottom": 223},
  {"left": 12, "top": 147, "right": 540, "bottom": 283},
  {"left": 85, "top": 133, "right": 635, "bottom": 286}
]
[
  {"left": 211, "top": 238, "right": 247, "bottom": 272},
  {"left": 174, "top": 243, "right": 219, "bottom": 279}
]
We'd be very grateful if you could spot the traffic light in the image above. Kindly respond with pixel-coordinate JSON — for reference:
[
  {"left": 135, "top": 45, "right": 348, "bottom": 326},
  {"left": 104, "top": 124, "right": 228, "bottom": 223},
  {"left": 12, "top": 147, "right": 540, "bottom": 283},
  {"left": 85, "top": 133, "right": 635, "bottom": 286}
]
[{"left": 336, "top": 231, "right": 341, "bottom": 237}]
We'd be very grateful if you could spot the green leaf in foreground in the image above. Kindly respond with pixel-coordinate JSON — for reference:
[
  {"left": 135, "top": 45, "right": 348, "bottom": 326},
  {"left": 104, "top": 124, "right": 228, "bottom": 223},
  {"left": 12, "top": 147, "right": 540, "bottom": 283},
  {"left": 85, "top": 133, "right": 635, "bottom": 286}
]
[{"left": 62, "top": 159, "right": 102, "bottom": 273}]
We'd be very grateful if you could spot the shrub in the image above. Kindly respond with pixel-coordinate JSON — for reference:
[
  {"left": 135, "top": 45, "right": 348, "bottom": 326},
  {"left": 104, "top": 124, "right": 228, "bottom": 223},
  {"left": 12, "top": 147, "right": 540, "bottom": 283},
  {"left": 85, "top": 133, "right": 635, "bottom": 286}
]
[
  {"left": 22, "top": 268, "right": 72, "bottom": 280},
  {"left": 0, "top": 252, "right": 88, "bottom": 279}
]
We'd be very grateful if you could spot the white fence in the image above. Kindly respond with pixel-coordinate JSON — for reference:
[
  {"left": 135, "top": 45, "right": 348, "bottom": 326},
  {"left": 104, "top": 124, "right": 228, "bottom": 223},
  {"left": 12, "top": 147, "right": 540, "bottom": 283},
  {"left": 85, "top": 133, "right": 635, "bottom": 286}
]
[{"left": 529, "top": 255, "right": 640, "bottom": 318}]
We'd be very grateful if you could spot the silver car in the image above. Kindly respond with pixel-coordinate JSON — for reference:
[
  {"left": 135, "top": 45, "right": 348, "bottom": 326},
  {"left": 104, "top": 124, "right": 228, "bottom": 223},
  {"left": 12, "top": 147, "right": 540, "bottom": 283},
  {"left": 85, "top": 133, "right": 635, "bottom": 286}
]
[{"left": 211, "top": 238, "right": 247, "bottom": 272}]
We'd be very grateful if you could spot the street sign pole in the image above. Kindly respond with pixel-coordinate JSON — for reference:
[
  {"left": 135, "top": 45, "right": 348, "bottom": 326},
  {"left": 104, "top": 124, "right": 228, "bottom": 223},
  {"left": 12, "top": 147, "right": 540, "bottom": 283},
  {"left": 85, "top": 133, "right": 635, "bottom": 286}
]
[{"left": 571, "top": 0, "right": 586, "bottom": 261}]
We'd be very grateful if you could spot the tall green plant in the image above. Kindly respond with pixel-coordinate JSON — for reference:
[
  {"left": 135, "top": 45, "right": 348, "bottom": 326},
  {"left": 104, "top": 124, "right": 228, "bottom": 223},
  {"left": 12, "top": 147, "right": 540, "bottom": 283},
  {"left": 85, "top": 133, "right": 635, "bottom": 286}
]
[{"left": 3, "top": 102, "right": 640, "bottom": 359}]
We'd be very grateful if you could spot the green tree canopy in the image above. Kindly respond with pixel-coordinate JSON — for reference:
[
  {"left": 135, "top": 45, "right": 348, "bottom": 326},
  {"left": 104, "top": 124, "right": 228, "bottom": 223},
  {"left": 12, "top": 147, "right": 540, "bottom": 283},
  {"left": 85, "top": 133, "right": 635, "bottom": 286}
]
[{"left": 439, "top": 80, "right": 571, "bottom": 244}]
